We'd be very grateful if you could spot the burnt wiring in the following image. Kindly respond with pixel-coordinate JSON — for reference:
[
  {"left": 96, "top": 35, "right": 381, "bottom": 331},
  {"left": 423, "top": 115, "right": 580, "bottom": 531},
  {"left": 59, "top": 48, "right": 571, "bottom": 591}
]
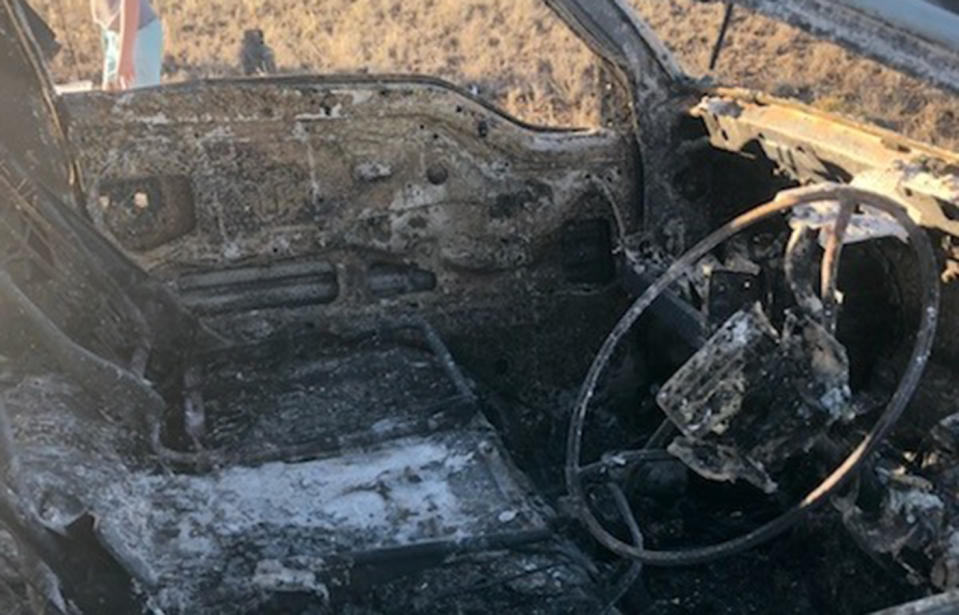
[
  {"left": 600, "top": 482, "right": 645, "bottom": 614},
  {"left": 579, "top": 448, "right": 673, "bottom": 479},
  {"left": 566, "top": 184, "right": 940, "bottom": 566}
]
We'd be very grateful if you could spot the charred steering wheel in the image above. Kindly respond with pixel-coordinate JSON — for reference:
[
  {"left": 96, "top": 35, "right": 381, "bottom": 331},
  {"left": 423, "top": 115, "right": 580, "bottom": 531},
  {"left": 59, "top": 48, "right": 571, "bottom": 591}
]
[{"left": 565, "top": 184, "right": 940, "bottom": 566}]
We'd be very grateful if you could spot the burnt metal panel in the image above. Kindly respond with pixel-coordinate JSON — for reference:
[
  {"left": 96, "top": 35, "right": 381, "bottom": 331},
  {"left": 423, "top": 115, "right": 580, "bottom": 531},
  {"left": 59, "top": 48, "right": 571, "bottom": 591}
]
[
  {"left": 545, "top": 0, "right": 706, "bottom": 239},
  {"left": 693, "top": 90, "right": 959, "bottom": 238},
  {"left": 62, "top": 77, "right": 638, "bottom": 344},
  {"left": 63, "top": 77, "right": 637, "bottom": 272}
]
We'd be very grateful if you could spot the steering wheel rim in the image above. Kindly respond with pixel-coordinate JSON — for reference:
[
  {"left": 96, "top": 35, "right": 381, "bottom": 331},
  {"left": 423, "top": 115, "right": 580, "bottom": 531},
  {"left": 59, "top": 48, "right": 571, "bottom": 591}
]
[{"left": 566, "top": 184, "right": 940, "bottom": 566}]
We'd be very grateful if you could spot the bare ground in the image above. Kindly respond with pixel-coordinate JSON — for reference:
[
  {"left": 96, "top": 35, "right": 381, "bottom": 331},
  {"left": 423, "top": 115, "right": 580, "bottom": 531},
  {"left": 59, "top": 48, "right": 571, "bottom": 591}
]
[{"left": 30, "top": 0, "right": 959, "bottom": 148}]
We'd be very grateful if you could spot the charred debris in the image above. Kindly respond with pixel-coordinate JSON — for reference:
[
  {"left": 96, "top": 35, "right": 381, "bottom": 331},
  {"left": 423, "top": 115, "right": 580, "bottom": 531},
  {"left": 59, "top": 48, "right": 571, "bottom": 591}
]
[{"left": 1, "top": 0, "right": 959, "bottom": 613}]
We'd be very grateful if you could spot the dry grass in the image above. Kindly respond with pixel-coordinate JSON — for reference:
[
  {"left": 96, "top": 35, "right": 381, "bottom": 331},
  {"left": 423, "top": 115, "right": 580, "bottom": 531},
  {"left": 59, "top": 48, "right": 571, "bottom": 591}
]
[
  {"left": 30, "top": 0, "right": 959, "bottom": 148},
  {"left": 631, "top": 0, "right": 959, "bottom": 149},
  {"left": 35, "top": 0, "right": 605, "bottom": 127}
]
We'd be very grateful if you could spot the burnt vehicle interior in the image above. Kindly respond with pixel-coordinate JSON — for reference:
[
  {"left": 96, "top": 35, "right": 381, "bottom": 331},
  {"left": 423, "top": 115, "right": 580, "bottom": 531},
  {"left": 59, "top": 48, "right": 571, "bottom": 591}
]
[{"left": 1, "top": 0, "right": 959, "bottom": 613}]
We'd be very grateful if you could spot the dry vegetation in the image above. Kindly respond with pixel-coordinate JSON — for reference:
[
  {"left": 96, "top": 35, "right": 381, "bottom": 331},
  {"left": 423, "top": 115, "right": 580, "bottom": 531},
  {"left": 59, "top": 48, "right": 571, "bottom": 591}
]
[
  {"left": 37, "top": 0, "right": 605, "bottom": 127},
  {"left": 30, "top": 0, "right": 959, "bottom": 148},
  {"left": 631, "top": 0, "right": 959, "bottom": 149}
]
